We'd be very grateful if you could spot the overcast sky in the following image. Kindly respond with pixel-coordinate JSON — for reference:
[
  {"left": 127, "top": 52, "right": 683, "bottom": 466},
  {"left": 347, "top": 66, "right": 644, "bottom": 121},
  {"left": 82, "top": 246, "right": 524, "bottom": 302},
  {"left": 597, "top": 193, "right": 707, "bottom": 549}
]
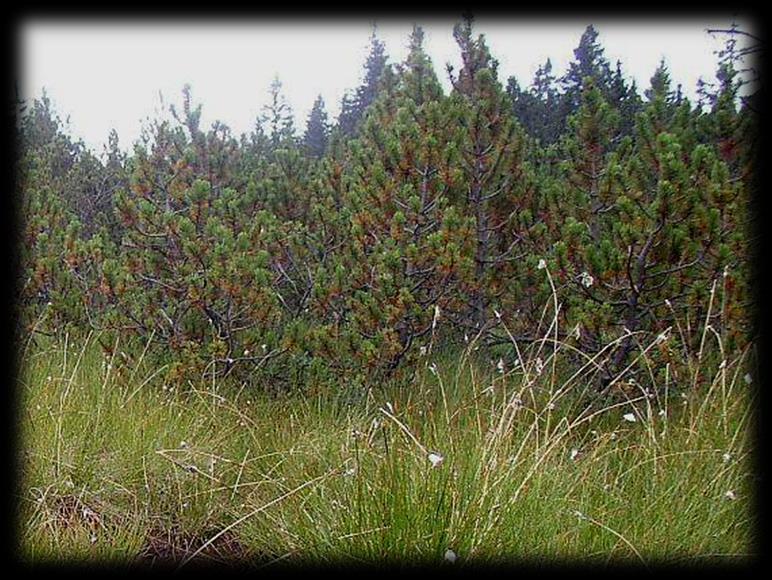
[{"left": 20, "top": 16, "right": 755, "bottom": 156}]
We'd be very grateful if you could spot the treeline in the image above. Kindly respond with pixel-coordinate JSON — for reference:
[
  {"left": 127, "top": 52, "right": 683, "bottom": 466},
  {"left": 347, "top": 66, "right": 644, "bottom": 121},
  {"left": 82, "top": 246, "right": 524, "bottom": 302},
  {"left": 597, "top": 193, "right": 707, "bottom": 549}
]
[{"left": 15, "top": 21, "right": 757, "bottom": 393}]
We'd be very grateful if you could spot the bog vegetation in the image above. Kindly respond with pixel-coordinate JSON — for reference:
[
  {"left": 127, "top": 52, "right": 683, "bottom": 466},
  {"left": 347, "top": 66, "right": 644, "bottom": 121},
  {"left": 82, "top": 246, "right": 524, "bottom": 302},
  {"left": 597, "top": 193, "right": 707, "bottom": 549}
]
[{"left": 15, "top": 20, "right": 758, "bottom": 567}]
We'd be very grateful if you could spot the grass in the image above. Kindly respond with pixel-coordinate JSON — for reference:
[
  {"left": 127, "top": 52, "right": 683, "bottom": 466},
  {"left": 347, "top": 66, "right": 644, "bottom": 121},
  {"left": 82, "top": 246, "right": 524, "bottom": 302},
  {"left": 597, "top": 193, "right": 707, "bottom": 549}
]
[{"left": 16, "top": 305, "right": 756, "bottom": 568}]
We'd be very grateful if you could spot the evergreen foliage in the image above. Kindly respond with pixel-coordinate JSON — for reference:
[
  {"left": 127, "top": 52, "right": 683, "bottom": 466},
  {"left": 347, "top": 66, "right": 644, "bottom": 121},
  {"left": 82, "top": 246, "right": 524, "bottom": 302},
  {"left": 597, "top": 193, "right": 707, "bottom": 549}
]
[
  {"left": 16, "top": 22, "right": 755, "bottom": 397},
  {"left": 337, "top": 27, "right": 389, "bottom": 137},
  {"left": 303, "top": 95, "right": 330, "bottom": 158}
]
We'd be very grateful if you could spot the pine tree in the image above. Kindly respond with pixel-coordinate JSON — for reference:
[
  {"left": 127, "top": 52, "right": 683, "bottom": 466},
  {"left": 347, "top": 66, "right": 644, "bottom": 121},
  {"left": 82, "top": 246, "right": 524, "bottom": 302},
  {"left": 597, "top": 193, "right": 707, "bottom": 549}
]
[
  {"left": 17, "top": 92, "right": 113, "bottom": 236},
  {"left": 337, "top": 90, "right": 358, "bottom": 137},
  {"left": 695, "top": 34, "right": 755, "bottom": 349},
  {"left": 553, "top": 71, "right": 741, "bottom": 389},
  {"left": 321, "top": 24, "right": 470, "bottom": 373},
  {"left": 16, "top": 94, "right": 110, "bottom": 332},
  {"left": 448, "top": 17, "right": 536, "bottom": 336},
  {"left": 95, "top": 90, "right": 291, "bottom": 382},
  {"left": 17, "top": 149, "right": 85, "bottom": 331}
]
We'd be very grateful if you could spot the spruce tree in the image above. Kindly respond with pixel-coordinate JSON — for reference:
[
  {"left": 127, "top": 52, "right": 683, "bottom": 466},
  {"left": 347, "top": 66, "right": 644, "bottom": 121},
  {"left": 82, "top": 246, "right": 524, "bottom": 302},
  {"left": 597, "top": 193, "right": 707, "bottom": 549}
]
[
  {"left": 337, "top": 27, "right": 388, "bottom": 137},
  {"left": 561, "top": 25, "right": 613, "bottom": 118},
  {"left": 560, "top": 25, "right": 640, "bottom": 138},
  {"left": 507, "top": 58, "right": 563, "bottom": 145},
  {"left": 303, "top": 95, "right": 330, "bottom": 158}
]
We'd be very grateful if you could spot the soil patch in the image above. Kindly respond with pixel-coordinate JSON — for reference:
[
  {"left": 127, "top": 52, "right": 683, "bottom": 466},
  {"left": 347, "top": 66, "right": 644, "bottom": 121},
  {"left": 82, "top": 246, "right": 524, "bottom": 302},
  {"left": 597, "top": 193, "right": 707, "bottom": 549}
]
[{"left": 135, "top": 525, "right": 257, "bottom": 568}]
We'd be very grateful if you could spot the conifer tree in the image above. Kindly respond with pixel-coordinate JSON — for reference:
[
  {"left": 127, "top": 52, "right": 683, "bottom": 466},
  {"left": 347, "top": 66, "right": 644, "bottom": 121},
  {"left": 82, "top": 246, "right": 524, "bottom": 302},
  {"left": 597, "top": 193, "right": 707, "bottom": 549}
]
[
  {"left": 694, "top": 36, "right": 755, "bottom": 349},
  {"left": 696, "top": 37, "right": 749, "bottom": 179},
  {"left": 560, "top": 25, "right": 640, "bottom": 138},
  {"left": 17, "top": 92, "right": 115, "bottom": 238},
  {"left": 321, "top": 25, "right": 471, "bottom": 373},
  {"left": 99, "top": 129, "right": 129, "bottom": 241},
  {"left": 17, "top": 149, "right": 85, "bottom": 332},
  {"left": 448, "top": 18, "right": 537, "bottom": 336},
  {"left": 337, "top": 27, "right": 388, "bottom": 136},
  {"left": 14, "top": 21, "right": 755, "bottom": 392},
  {"left": 554, "top": 71, "right": 741, "bottom": 388},
  {"left": 261, "top": 76, "right": 296, "bottom": 149},
  {"left": 608, "top": 60, "right": 643, "bottom": 136},
  {"left": 561, "top": 25, "right": 613, "bottom": 117},
  {"left": 303, "top": 94, "right": 330, "bottom": 158},
  {"left": 95, "top": 92, "right": 289, "bottom": 382},
  {"left": 15, "top": 95, "right": 118, "bottom": 334},
  {"left": 507, "top": 58, "right": 563, "bottom": 145}
]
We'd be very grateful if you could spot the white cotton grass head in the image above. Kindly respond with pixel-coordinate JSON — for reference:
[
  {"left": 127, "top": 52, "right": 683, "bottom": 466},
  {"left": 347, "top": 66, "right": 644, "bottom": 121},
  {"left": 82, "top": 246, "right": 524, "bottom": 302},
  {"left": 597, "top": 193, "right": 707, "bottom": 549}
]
[
  {"left": 496, "top": 358, "right": 505, "bottom": 373},
  {"left": 444, "top": 549, "right": 457, "bottom": 563},
  {"left": 724, "top": 490, "right": 737, "bottom": 501},
  {"left": 537, "top": 258, "right": 547, "bottom": 270},
  {"left": 579, "top": 271, "right": 594, "bottom": 287},
  {"left": 622, "top": 413, "right": 637, "bottom": 423},
  {"left": 744, "top": 373, "right": 752, "bottom": 385},
  {"left": 428, "top": 451, "right": 444, "bottom": 468}
]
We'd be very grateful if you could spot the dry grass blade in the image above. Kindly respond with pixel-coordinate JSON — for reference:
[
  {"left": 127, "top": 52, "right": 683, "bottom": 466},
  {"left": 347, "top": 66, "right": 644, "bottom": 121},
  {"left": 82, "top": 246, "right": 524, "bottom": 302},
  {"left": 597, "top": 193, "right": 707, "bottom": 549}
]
[{"left": 176, "top": 466, "right": 340, "bottom": 569}]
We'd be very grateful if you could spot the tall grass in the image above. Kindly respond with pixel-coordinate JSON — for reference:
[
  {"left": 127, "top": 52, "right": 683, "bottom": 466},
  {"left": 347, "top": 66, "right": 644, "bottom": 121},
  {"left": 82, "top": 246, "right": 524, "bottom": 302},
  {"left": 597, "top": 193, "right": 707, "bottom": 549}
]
[{"left": 17, "top": 284, "right": 756, "bottom": 567}]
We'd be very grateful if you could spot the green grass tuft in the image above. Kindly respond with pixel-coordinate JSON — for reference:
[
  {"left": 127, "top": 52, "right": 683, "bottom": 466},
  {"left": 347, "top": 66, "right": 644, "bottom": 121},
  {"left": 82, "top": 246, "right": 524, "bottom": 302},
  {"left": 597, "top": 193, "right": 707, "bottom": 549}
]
[{"left": 18, "top": 325, "right": 756, "bottom": 567}]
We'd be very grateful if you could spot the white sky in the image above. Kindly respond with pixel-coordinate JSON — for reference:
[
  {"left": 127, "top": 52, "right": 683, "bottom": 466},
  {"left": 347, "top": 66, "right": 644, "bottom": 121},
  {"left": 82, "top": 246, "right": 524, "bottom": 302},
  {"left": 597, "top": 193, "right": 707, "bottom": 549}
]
[{"left": 20, "top": 16, "right": 756, "bottom": 156}]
